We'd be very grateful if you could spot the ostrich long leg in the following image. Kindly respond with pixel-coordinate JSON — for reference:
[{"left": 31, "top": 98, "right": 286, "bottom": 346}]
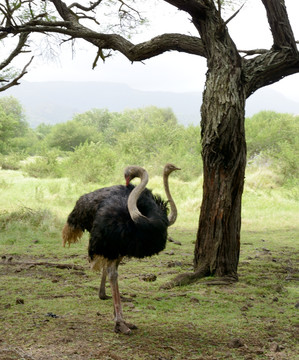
[
  {"left": 107, "top": 260, "right": 137, "bottom": 334},
  {"left": 107, "top": 261, "right": 133, "bottom": 334},
  {"left": 99, "top": 267, "right": 110, "bottom": 300}
]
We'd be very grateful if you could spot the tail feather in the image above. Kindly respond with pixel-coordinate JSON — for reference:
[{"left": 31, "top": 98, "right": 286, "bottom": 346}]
[{"left": 62, "top": 223, "right": 83, "bottom": 247}]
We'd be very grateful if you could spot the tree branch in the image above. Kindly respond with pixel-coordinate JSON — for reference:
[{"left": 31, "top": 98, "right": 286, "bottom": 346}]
[
  {"left": 243, "top": 1, "right": 299, "bottom": 96},
  {"left": 224, "top": 3, "right": 245, "bottom": 26},
  {"left": 163, "top": 0, "right": 209, "bottom": 15},
  {"left": 0, "top": 55, "right": 34, "bottom": 92},
  {"left": 0, "top": 32, "right": 30, "bottom": 69},
  {"left": 261, "top": 0, "right": 298, "bottom": 52},
  {"left": 0, "top": 260, "right": 85, "bottom": 270},
  {"left": 0, "top": 21, "right": 206, "bottom": 61},
  {"left": 69, "top": 1, "right": 103, "bottom": 12},
  {"left": 244, "top": 48, "right": 299, "bottom": 97},
  {"left": 86, "top": 32, "right": 207, "bottom": 61},
  {"left": 238, "top": 48, "right": 268, "bottom": 56}
]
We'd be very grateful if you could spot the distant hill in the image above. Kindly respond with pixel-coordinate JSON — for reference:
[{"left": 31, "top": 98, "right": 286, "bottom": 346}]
[{"left": 2, "top": 81, "right": 299, "bottom": 127}]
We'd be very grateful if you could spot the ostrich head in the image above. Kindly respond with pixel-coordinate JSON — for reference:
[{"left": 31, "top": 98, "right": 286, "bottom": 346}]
[
  {"left": 124, "top": 165, "right": 146, "bottom": 186},
  {"left": 164, "top": 163, "right": 181, "bottom": 175}
]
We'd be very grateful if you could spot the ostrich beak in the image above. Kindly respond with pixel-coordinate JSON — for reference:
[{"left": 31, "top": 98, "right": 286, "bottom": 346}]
[{"left": 125, "top": 176, "right": 130, "bottom": 186}]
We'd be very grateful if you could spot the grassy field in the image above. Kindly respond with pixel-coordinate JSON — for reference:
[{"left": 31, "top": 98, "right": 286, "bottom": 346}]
[{"left": 0, "top": 168, "right": 298, "bottom": 360}]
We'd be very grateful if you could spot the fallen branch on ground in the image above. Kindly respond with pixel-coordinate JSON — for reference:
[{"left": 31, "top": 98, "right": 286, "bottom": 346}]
[{"left": 0, "top": 261, "right": 85, "bottom": 270}]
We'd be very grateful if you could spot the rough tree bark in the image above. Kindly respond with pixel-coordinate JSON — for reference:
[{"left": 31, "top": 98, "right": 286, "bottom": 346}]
[
  {"left": 0, "top": 0, "right": 298, "bottom": 285},
  {"left": 193, "top": 16, "right": 246, "bottom": 281}
]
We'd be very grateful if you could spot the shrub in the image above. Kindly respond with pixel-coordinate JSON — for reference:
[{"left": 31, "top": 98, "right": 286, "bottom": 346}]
[
  {"left": 22, "top": 151, "right": 63, "bottom": 178},
  {"left": 0, "top": 152, "right": 26, "bottom": 170},
  {"left": 62, "top": 141, "right": 117, "bottom": 184},
  {"left": 0, "top": 207, "right": 54, "bottom": 231},
  {"left": 273, "top": 140, "right": 299, "bottom": 185}
]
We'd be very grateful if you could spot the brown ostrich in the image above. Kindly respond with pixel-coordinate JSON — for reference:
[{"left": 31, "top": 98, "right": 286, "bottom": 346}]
[{"left": 62, "top": 164, "right": 180, "bottom": 334}]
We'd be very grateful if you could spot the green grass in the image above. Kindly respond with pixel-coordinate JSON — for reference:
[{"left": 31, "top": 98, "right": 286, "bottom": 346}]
[{"left": 0, "top": 168, "right": 298, "bottom": 360}]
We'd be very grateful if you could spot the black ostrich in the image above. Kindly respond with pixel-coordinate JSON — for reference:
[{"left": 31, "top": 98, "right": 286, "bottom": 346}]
[{"left": 62, "top": 164, "right": 180, "bottom": 334}]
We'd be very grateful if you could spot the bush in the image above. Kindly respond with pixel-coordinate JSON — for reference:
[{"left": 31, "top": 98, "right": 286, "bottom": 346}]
[
  {"left": 45, "top": 120, "right": 101, "bottom": 151},
  {"left": 273, "top": 140, "right": 299, "bottom": 185},
  {"left": 246, "top": 111, "right": 299, "bottom": 185},
  {"left": 62, "top": 141, "right": 117, "bottom": 184},
  {"left": 0, "top": 152, "right": 26, "bottom": 170},
  {"left": 0, "top": 207, "right": 54, "bottom": 230},
  {"left": 23, "top": 151, "right": 63, "bottom": 178}
]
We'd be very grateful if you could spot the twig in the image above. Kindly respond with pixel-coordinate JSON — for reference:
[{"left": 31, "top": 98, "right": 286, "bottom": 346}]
[
  {"left": 224, "top": 3, "right": 245, "bottom": 26},
  {"left": 239, "top": 48, "right": 268, "bottom": 55},
  {"left": 0, "top": 261, "right": 85, "bottom": 270}
]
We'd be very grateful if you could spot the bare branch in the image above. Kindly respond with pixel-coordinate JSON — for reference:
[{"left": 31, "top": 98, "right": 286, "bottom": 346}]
[
  {"left": 92, "top": 48, "right": 112, "bottom": 69},
  {"left": 224, "top": 3, "right": 245, "bottom": 26},
  {"left": 0, "top": 32, "right": 30, "bottom": 69},
  {"left": 75, "top": 13, "right": 100, "bottom": 24},
  {"left": 0, "top": 55, "right": 34, "bottom": 92},
  {"left": 244, "top": 48, "right": 299, "bottom": 97},
  {"left": 0, "top": 20, "right": 206, "bottom": 61},
  {"left": 118, "top": 0, "right": 144, "bottom": 22},
  {"left": 238, "top": 48, "right": 268, "bottom": 56},
  {"left": 69, "top": 1, "right": 103, "bottom": 12},
  {"left": 163, "top": 0, "right": 209, "bottom": 14}
]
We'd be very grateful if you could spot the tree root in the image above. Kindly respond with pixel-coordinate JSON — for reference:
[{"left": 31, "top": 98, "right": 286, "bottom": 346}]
[
  {"left": 203, "top": 275, "right": 238, "bottom": 285},
  {"left": 160, "top": 266, "right": 209, "bottom": 289},
  {"left": 160, "top": 266, "right": 238, "bottom": 289}
]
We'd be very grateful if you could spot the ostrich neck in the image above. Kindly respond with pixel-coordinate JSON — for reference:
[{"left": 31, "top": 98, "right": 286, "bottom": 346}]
[
  {"left": 127, "top": 169, "right": 148, "bottom": 222},
  {"left": 164, "top": 172, "right": 177, "bottom": 226}
]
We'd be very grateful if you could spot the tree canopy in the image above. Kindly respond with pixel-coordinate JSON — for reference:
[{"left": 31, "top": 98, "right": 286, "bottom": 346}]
[{"left": 0, "top": 96, "right": 30, "bottom": 153}]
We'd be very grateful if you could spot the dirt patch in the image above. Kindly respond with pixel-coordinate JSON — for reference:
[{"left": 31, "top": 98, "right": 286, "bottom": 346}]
[{"left": 1, "top": 245, "right": 298, "bottom": 360}]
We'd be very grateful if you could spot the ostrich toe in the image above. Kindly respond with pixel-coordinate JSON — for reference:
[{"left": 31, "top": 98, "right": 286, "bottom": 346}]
[
  {"left": 114, "top": 321, "right": 132, "bottom": 335},
  {"left": 124, "top": 321, "right": 137, "bottom": 330},
  {"left": 114, "top": 321, "right": 137, "bottom": 334},
  {"left": 99, "top": 293, "right": 111, "bottom": 300}
]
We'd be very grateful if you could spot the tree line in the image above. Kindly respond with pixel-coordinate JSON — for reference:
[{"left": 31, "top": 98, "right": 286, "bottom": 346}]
[{"left": 0, "top": 96, "right": 298, "bottom": 186}]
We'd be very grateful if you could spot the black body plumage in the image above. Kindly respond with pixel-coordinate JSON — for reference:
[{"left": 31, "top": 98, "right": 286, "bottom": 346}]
[{"left": 66, "top": 184, "right": 169, "bottom": 261}]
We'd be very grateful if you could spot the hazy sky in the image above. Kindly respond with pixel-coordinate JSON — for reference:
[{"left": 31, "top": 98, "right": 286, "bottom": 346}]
[{"left": 19, "top": 0, "right": 299, "bottom": 102}]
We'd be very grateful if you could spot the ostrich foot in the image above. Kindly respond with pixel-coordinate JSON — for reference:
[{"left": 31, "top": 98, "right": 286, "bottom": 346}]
[
  {"left": 99, "top": 293, "right": 111, "bottom": 300},
  {"left": 124, "top": 321, "right": 137, "bottom": 330},
  {"left": 114, "top": 321, "right": 137, "bottom": 335}
]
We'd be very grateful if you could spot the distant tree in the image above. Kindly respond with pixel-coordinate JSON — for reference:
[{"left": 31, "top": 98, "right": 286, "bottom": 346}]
[
  {"left": 0, "top": 96, "right": 27, "bottom": 131},
  {"left": 0, "top": 96, "right": 29, "bottom": 153},
  {"left": 35, "top": 123, "right": 53, "bottom": 140},
  {"left": 45, "top": 120, "right": 101, "bottom": 151},
  {"left": 246, "top": 111, "right": 299, "bottom": 183},
  {"left": 246, "top": 111, "right": 299, "bottom": 159},
  {"left": 128, "top": 106, "right": 178, "bottom": 127},
  {"left": 73, "top": 109, "right": 113, "bottom": 133},
  {"left": 0, "top": 0, "right": 299, "bottom": 285},
  {"left": 116, "top": 108, "right": 180, "bottom": 163}
]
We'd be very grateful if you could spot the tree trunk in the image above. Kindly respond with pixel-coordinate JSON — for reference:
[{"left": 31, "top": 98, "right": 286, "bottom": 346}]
[
  {"left": 194, "top": 67, "right": 246, "bottom": 280},
  {"left": 161, "top": 29, "right": 248, "bottom": 288},
  {"left": 189, "top": 4, "right": 247, "bottom": 281}
]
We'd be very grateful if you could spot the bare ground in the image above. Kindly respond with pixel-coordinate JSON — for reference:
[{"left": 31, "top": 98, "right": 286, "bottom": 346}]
[{"left": 0, "top": 243, "right": 298, "bottom": 360}]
